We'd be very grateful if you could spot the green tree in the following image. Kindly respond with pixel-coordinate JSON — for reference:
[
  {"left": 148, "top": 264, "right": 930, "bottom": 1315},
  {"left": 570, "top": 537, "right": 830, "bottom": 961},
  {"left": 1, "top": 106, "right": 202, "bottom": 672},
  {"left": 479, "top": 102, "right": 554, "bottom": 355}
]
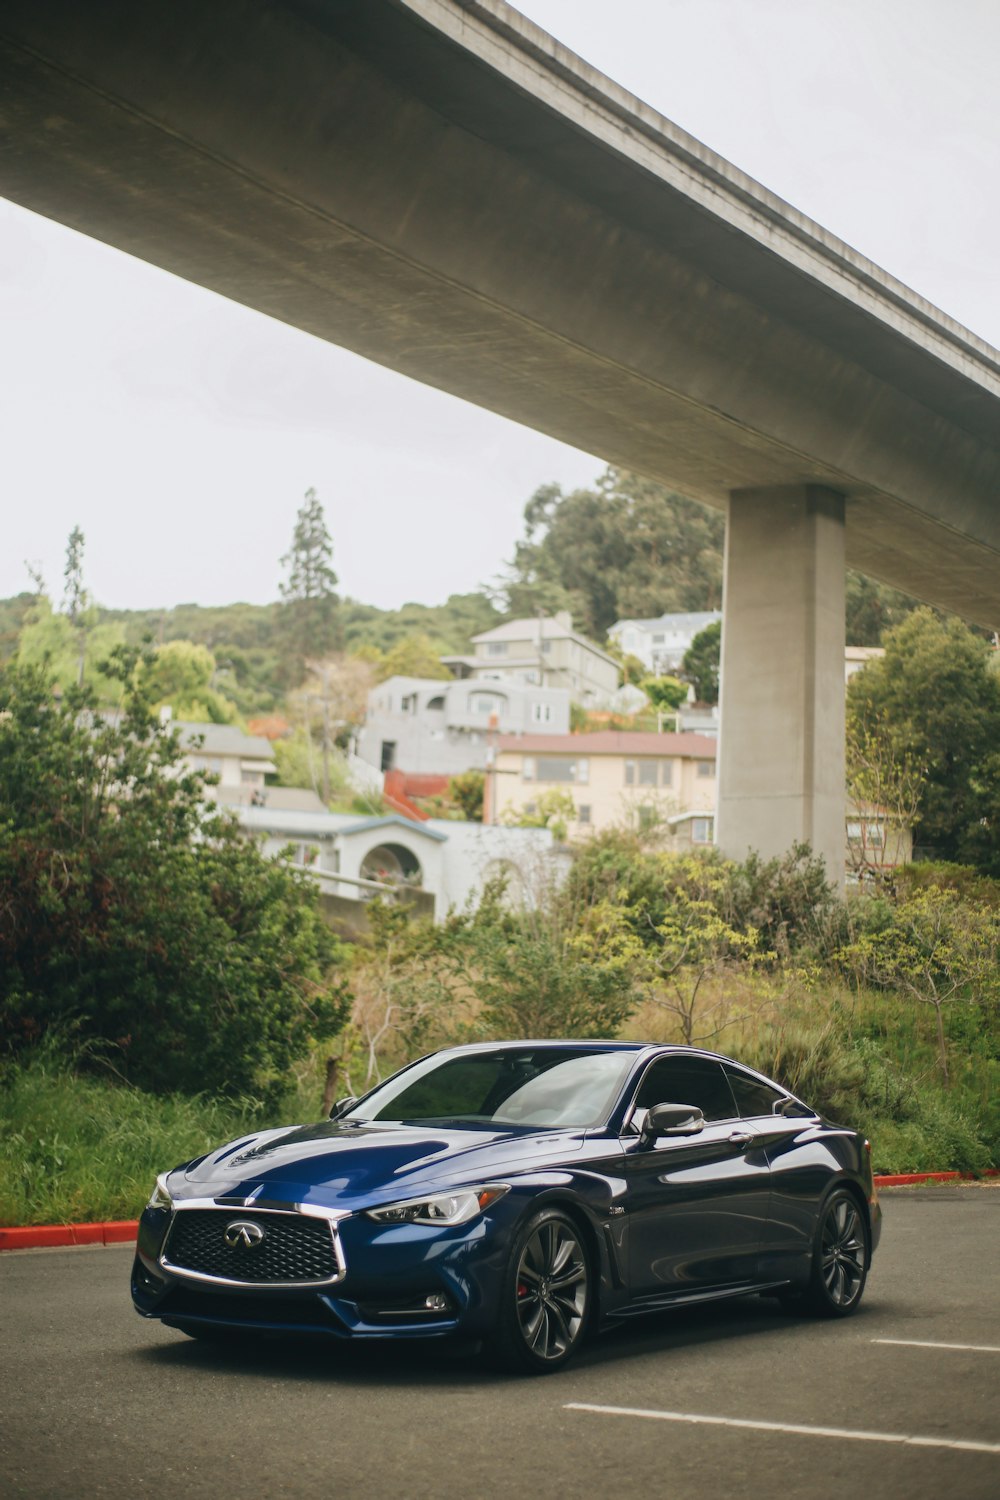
[
  {"left": 62, "top": 526, "right": 88, "bottom": 686},
  {"left": 280, "top": 488, "right": 342, "bottom": 673},
  {"left": 642, "top": 675, "right": 688, "bottom": 712},
  {"left": 845, "top": 571, "right": 921, "bottom": 646},
  {"left": 501, "top": 788, "right": 577, "bottom": 842},
  {"left": 378, "top": 633, "right": 451, "bottom": 682},
  {"left": 498, "top": 469, "right": 725, "bottom": 638},
  {"left": 140, "top": 640, "right": 238, "bottom": 723},
  {"left": 16, "top": 595, "right": 125, "bottom": 703},
  {"left": 682, "top": 619, "right": 721, "bottom": 704},
  {"left": 449, "top": 770, "right": 485, "bottom": 822},
  {"left": 847, "top": 608, "right": 1000, "bottom": 873},
  {"left": 441, "top": 880, "right": 643, "bottom": 1039},
  {"left": 0, "top": 654, "right": 350, "bottom": 1097}
]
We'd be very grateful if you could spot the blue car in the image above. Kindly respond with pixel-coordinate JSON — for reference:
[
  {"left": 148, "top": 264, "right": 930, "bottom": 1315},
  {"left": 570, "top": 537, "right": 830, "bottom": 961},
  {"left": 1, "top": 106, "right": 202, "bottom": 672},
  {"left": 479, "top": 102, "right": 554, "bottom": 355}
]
[{"left": 132, "top": 1041, "right": 881, "bottom": 1372}]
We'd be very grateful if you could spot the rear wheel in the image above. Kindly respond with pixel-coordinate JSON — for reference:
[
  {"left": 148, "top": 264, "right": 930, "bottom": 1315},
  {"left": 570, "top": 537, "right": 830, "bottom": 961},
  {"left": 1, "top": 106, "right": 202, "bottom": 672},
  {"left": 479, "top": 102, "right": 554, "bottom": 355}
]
[
  {"left": 487, "top": 1208, "right": 591, "bottom": 1373},
  {"left": 801, "top": 1190, "right": 869, "bottom": 1317}
]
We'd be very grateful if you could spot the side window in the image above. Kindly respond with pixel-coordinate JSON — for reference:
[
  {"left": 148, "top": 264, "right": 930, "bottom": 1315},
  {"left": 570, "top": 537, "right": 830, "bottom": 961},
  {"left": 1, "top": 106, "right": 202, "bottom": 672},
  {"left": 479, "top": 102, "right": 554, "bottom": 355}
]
[
  {"left": 724, "top": 1066, "right": 785, "bottom": 1119},
  {"left": 633, "top": 1057, "right": 737, "bottom": 1123}
]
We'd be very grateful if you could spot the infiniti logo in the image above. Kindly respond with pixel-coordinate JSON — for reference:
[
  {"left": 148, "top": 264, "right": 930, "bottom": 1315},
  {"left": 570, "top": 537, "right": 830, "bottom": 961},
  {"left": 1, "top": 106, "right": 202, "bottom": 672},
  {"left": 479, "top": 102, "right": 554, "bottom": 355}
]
[{"left": 223, "top": 1219, "right": 265, "bottom": 1250}]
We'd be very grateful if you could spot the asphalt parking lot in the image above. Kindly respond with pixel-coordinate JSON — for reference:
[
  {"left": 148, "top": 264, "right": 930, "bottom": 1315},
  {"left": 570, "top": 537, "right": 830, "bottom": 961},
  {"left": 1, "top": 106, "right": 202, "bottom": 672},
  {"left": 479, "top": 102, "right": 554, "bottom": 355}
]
[{"left": 2, "top": 1188, "right": 997, "bottom": 1500}]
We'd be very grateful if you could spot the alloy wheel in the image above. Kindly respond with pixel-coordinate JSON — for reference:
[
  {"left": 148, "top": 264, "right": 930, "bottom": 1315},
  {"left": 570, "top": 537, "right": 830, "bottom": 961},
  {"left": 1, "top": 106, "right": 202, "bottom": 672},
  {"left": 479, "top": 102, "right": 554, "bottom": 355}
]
[
  {"left": 514, "top": 1219, "right": 588, "bottom": 1362},
  {"left": 820, "top": 1197, "right": 866, "bottom": 1308}
]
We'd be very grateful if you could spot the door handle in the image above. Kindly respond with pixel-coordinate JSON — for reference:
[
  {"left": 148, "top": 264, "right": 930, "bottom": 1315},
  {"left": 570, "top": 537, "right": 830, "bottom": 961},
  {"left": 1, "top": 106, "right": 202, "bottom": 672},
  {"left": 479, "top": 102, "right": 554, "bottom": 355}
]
[{"left": 729, "top": 1131, "right": 755, "bottom": 1148}]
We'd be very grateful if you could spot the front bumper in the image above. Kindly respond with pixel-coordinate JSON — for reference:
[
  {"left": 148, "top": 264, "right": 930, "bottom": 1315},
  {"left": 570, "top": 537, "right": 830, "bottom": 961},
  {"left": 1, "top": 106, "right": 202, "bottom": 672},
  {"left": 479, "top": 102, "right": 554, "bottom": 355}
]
[{"left": 131, "top": 1196, "right": 512, "bottom": 1340}]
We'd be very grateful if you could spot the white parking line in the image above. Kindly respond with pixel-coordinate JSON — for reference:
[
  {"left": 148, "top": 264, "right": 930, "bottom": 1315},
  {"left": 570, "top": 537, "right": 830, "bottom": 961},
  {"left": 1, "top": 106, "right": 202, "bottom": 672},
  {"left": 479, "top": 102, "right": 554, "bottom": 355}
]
[
  {"left": 564, "top": 1403, "right": 1000, "bottom": 1456},
  {"left": 873, "top": 1338, "right": 1000, "bottom": 1354}
]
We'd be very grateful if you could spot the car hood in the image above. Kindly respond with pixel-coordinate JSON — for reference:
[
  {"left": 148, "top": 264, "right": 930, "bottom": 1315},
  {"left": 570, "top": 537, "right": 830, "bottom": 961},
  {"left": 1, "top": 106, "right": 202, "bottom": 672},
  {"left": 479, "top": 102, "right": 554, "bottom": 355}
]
[{"left": 171, "top": 1119, "right": 585, "bottom": 1210}]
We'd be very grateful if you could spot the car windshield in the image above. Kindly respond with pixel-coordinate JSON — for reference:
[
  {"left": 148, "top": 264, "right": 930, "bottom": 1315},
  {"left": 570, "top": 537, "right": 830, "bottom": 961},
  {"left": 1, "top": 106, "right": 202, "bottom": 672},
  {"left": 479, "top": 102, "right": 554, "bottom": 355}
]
[{"left": 346, "top": 1048, "right": 635, "bottom": 1130}]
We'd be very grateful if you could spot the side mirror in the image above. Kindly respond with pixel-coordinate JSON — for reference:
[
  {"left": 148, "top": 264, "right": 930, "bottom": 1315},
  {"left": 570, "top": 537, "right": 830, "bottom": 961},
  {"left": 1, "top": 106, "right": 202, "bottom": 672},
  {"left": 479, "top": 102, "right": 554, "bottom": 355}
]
[
  {"left": 329, "top": 1095, "right": 358, "bottom": 1120},
  {"left": 640, "top": 1102, "right": 705, "bottom": 1145}
]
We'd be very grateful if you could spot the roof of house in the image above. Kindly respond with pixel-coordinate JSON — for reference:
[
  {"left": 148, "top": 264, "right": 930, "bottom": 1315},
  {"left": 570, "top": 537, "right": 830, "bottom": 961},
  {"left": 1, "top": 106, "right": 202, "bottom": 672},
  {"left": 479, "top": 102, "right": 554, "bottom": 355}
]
[
  {"left": 610, "top": 611, "right": 722, "bottom": 634},
  {"left": 495, "top": 732, "right": 717, "bottom": 757},
  {"left": 335, "top": 814, "right": 449, "bottom": 843},
  {"left": 469, "top": 616, "right": 619, "bottom": 666},
  {"left": 177, "top": 722, "right": 275, "bottom": 760}
]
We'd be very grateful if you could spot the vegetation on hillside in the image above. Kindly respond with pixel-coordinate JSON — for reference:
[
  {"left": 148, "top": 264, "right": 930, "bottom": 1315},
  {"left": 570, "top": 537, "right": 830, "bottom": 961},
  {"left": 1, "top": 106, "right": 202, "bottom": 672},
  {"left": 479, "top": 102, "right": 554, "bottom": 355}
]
[{"left": 0, "top": 654, "right": 350, "bottom": 1098}]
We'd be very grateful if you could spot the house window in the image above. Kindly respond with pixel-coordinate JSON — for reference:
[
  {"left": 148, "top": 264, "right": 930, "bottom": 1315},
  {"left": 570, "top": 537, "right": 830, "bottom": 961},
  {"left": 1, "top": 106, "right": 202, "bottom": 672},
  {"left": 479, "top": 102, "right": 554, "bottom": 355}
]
[
  {"left": 473, "top": 693, "right": 505, "bottom": 714},
  {"left": 848, "top": 821, "right": 885, "bottom": 846},
  {"left": 193, "top": 755, "right": 224, "bottom": 775},
  {"left": 578, "top": 804, "right": 591, "bottom": 825},
  {"left": 661, "top": 762, "right": 673, "bottom": 786},
  {"left": 652, "top": 633, "right": 665, "bottom": 644},
  {"left": 426, "top": 695, "right": 445, "bottom": 710},
  {"left": 380, "top": 740, "right": 396, "bottom": 772},
  {"left": 532, "top": 703, "right": 552, "bottom": 724},
  {"left": 532, "top": 757, "right": 588, "bottom": 784},
  {"left": 691, "top": 817, "right": 713, "bottom": 844},
  {"left": 697, "top": 761, "right": 714, "bottom": 778},
  {"left": 625, "top": 760, "right": 660, "bottom": 787},
  {"left": 541, "top": 641, "right": 552, "bottom": 654},
  {"left": 484, "top": 641, "right": 507, "bottom": 656},
  {"left": 240, "top": 769, "right": 264, "bottom": 787}
]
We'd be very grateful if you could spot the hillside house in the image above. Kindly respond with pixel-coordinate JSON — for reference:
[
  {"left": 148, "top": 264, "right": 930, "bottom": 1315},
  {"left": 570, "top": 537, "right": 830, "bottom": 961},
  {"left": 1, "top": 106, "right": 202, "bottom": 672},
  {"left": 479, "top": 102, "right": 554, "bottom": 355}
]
[
  {"left": 442, "top": 612, "right": 620, "bottom": 707},
  {"left": 486, "top": 731, "right": 717, "bottom": 841}
]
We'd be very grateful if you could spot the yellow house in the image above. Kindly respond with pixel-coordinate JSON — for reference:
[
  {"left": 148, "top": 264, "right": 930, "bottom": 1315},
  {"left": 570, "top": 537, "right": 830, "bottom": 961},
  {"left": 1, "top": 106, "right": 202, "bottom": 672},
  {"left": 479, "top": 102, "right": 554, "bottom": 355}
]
[{"left": 486, "top": 731, "right": 717, "bottom": 840}]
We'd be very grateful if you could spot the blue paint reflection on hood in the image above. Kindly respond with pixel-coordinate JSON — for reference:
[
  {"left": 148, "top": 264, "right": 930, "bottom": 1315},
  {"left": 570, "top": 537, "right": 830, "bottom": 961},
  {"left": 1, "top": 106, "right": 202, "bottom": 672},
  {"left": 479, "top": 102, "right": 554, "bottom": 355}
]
[{"left": 177, "top": 1118, "right": 585, "bottom": 1207}]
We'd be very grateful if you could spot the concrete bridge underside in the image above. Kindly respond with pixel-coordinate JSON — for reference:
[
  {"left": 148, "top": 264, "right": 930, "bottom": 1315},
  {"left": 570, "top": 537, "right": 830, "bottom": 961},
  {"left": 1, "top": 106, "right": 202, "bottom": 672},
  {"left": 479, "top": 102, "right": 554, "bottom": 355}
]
[{"left": 2, "top": 0, "right": 998, "bottom": 878}]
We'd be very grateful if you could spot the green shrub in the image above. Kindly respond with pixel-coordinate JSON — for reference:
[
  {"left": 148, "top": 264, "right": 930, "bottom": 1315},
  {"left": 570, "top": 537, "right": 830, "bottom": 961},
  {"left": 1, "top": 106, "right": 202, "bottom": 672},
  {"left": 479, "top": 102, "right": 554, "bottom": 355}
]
[
  {"left": 0, "top": 657, "right": 352, "bottom": 1098},
  {"left": 0, "top": 1043, "right": 284, "bottom": 1225}
]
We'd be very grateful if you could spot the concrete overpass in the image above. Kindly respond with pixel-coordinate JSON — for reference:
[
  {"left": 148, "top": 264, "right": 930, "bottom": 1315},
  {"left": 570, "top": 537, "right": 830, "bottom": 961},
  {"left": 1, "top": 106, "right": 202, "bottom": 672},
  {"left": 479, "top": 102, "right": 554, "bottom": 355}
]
[{"left": 2, "top": 0, "right": 998, "bottom": 878}]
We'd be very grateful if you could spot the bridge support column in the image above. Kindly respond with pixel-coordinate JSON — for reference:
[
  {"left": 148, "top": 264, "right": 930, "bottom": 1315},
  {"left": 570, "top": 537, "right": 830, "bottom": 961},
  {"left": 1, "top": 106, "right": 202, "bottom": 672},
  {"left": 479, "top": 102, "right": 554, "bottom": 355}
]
[{"left": 716, "top": 485, "right": 846, "bottom": 885}]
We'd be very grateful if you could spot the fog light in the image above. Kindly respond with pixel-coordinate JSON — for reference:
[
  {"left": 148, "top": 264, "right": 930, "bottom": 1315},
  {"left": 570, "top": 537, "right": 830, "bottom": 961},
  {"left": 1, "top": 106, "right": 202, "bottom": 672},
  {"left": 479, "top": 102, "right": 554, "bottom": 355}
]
[{"left": 424, "top": 1293, "right": 450, "bottom": 1312}]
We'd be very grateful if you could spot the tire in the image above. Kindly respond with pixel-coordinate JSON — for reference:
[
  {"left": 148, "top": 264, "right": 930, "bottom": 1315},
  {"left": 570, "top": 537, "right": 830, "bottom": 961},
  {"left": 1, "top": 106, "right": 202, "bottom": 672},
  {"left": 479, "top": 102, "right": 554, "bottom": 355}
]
[
  {"left": 800, "top": 1189, "right": 870, "bottom": 1318},
  {"left": 487, "top": 1208, "right": 591, "bottom": 1374}
]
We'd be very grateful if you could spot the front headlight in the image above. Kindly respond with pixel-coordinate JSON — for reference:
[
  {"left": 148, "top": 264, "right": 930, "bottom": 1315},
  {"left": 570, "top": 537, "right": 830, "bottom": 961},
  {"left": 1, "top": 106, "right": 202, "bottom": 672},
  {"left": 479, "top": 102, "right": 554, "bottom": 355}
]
[
  {"left": 145, "top": 1172, "right": 173, "bottom": 1212},
  {"left": 366, "top": 1184, "right": 509, "bottom": 1226}
]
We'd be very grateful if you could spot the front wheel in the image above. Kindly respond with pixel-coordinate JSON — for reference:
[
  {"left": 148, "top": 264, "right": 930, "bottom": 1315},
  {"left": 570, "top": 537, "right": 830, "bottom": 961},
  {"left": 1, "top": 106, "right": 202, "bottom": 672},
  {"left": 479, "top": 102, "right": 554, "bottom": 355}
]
[
  {"left": 802, "top": 1190, "right": 869, "bottom": 1317},
  {"left": 487, "top": 1208, "right": 591, "bottom": 1373}
]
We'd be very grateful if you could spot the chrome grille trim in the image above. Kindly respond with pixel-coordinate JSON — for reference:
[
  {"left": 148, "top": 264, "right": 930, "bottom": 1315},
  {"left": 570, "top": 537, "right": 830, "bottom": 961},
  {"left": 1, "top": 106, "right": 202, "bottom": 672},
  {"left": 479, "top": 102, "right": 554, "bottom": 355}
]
[{"left": 159, "top": 1202, "right": 348, "bottom": 1290}]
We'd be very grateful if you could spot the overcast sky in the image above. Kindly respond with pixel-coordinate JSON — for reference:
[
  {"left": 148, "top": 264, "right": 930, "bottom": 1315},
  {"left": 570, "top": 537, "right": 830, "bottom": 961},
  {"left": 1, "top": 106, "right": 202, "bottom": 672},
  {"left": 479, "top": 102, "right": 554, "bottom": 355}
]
[{"left": 1, "top": 0, "right": 997, "bottom": 613}]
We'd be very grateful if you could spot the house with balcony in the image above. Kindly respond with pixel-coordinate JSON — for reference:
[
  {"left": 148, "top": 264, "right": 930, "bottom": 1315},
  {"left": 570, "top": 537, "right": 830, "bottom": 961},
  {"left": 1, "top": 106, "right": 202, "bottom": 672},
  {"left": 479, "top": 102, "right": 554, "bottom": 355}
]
[
  {"left": 442, "top": 612, "right": 620, "bottom": 707},
  {"left": 355, "top": 674, "right": 571, "bottom": 777},
  {"left": 485, "top": 730, "right": 718, "bottom": 842}
]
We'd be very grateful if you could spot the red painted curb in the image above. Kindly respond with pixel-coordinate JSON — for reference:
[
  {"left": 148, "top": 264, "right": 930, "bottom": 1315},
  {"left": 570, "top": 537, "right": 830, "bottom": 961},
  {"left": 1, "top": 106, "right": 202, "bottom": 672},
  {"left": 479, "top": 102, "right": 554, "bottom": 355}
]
[
  {"left": 874, "top": 1169, "right": 1000, "bottom": 1188},
  {"left": 0, "top": 1220, "right": 138, "bottom": 1251}
]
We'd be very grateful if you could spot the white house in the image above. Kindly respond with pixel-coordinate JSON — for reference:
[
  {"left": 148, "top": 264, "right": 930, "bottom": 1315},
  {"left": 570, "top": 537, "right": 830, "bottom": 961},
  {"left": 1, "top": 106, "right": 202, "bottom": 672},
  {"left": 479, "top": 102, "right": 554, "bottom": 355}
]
[
  {"left": 355, "top": 674, "right": 571, "bottom": 777},
  {"left": 609, "top": 611, "right": 722, "bottom": 675},
  {"left": 233, "top": 803, "right": 560, "bottom": 920}
]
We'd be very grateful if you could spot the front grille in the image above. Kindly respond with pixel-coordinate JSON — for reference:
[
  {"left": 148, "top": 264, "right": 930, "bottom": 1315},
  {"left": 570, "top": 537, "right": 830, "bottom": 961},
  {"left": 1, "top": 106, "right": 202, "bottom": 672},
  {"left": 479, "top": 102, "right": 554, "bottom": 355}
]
[{"left": 163, "top": 1209, "right": 340, "bottom": 1284}]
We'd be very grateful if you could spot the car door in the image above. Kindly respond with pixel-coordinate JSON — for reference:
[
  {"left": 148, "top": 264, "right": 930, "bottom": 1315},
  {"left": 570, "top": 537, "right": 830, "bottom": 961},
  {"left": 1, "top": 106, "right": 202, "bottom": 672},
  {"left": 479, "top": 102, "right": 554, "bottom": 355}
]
[
  {"left": 625, "top": 1055, "right": 771, "bottom": 1298},
  {"left": 723, "top": 1063, "right": 824, "bottom": 1278}
]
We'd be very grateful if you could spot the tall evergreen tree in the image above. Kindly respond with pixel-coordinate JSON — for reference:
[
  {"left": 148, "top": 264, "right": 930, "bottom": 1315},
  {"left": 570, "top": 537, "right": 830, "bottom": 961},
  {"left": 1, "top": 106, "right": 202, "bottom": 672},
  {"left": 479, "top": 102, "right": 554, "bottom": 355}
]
[
  {"left": 62, "top": 525, "right": 88, "bottom": 686},
  {"left": 279, "top": 488, "right": 342, "bottom": 673}
]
